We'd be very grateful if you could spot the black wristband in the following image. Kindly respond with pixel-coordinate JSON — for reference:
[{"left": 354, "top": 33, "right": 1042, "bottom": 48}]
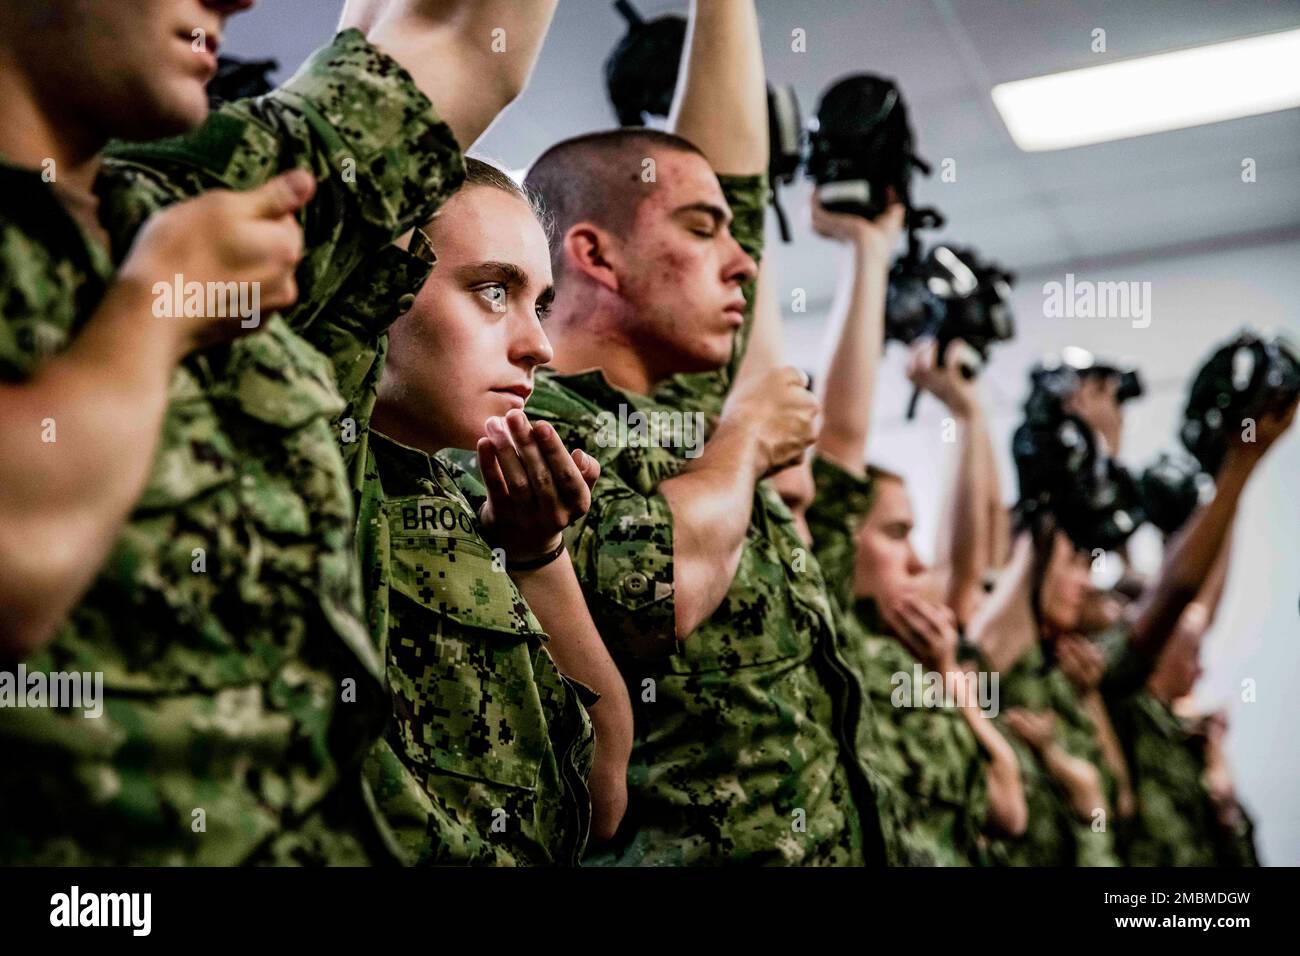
[{"left": 506, "top": 539, "right": 567, "bottom": 572}]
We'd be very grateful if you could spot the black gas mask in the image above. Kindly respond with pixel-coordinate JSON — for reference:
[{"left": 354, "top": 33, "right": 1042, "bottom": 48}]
[
  {"left": 1180, "top": 329, "right": 1300, "bottom": 474},
  {"left": 807, "top": 73, "right": 930, "bottom": 222},
  {"left": 888, "top": 234, "right": 1016, "bottom": 417}
]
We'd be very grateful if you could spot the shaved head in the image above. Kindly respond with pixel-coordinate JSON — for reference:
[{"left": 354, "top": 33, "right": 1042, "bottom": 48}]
[
  {"left": 522, "top": 128, "right": 756, "bottom": 385},
  {"left": 524, "top": 129, "right": 705, "bottom": 275}
]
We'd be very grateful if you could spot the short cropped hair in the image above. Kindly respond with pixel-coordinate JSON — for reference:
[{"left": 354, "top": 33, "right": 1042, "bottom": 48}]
[{"left": 522, "top": 129, "right": 705, "bottom": 274}]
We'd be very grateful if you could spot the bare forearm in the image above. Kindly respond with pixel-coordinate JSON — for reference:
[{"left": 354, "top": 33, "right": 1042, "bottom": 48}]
[
  {"left": 1197, "top": 530, "right": 1234, "bottom": 626},
  {"left": 668, "top": 0, "right": 767, "bottom": 175},
  {"left": 1082, "top": 692, "right": 1134, "bottom": 816},
  {"left": 732, "top": 256, "right": 781, "bottom": 388},
  {"left": 338, "top": 0, "right": 385, "bottom": 32},
  {"left": 659, "top": 421, "right": 762, "bottom": 636},
  {"left": 959, "top": 704, "right": 1026, "bottom": 836},
  {"left": 0, "top": 278, "right": 183, "bottom": 657},
  {"left": 1040, "top": 743, "right": 1107, "bottom": 823},
  {"left": 366, "top": 0, "right": 559, "bottom": 148},
  {"left": 1130, "top": 452, "right": 1251, "bottom": 661},
  {"left": 511, "top": 551, "right": 632, "bottom": 841},
  {"left": 941, "top": 407, "right": 989, "bottom": 624},
  {"left": 814, "top": 241, "right": 889, "bottom": 475},
  {"left": 988, "top": 498, "right": 1011, "bottom": 571}
]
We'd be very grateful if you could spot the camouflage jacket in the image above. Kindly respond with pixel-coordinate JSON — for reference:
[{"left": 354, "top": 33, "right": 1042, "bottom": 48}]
[
  {"left": 807, "top": 458, "right": 990, "bottom": 866},
  {"left": 981, "top": 632, "right": 1149, "bottom": 867},
  {"left": 0, "top": 29, "right": 463, "bottom": 865},
  {"left": 308, "top": 227, "right": 438, "bottom": 508},
  {"left": 1105, "top": 691, "right": 1258, "bottom": 867},
  {"left": 356, "top": 434, "right": 596, "bottom": 866},
  {"left": 512, "top": 176, "right": 884, "bottom": 866}
]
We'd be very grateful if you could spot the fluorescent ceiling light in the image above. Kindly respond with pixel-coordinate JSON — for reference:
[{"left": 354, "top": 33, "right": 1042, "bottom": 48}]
[{"left": 992, "top": 28, "right": 1300, "bottom": 151}]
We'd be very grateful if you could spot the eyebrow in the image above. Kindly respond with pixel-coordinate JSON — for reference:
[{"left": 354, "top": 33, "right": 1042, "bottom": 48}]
[
  {"left": 454, "top": 260, "right": 554, "bottom": 308},
  {"left": 671, "top": 202, "right": 732, "bottom": 229},
  {"left": 453, "top": 260, "right": 531, "bottom": 288}
]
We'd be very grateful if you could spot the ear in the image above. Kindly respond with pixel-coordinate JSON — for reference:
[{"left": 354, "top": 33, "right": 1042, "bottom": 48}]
[{"left": 563, "top": 223, "right": 622, "bottom": 295}]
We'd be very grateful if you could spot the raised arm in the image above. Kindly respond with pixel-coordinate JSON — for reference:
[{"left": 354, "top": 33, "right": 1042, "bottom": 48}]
[
  {"left": 1127, "top": 398, "right": 1295, "bottom": 664},
  {"left": 810, "top": 199, "right": 903, "bottom": 476},
  {"left": 358, "top": 0, "right": 560, "bottom": 149},
  {"left": 667, "top": 0, "right": 767, "bottom": 176},
  {"left": 908, "top": 338, "right": 991, "bottom": 625}
]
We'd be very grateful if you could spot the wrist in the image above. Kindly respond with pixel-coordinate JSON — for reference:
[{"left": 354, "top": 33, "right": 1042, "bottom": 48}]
[
  {"left": 106, "top": 273, "right": 191, "bottom": 362},
  {"left": 944, "top": 398, "right": 975, "bottom": 420},
  {"left": 502, "top": 535, "right": 566, "bottom": 572},
  {"left": 710, "top": 412, "right": 767, "bottom": 480},
  {"left": 852, "top": 231, "right": 893, "bottom": 267}
]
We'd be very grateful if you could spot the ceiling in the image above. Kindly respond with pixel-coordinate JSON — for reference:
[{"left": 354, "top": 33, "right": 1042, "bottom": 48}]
[{"left": 227, "top": 0, "right": 1300, "bottom": 291}]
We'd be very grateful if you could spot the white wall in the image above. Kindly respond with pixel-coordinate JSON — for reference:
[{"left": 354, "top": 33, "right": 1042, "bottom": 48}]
[{"left": 778, "top": 234, "right": 1300, "bottom": 864}]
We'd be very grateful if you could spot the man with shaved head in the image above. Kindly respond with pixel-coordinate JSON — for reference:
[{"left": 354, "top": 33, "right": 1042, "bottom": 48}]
[{"left": 517, "top": 0, "right": 887, "bottom": 865}]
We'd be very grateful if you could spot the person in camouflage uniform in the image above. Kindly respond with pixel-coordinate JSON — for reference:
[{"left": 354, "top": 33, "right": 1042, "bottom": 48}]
[
  {"left": 1104, "top": 584, "right": 1259, "bottom": 866},
  {"left": 319, "top": 158, "right": 632, "bottom": 865},
  {"left": 508, "top": 0, "right": 886, "bottom": 866},
  {"left": 805, "top": 459, "right": 1026, "bottom": 866},
  {"left": 0, "top": 0, "right": 559, "bottom": 864},
  {"left": 746, "top": 184, "right": 1023, "bottom": 866},
  {"left": 358, "top": 437, "right": 602, "bottom": 866},
  {"left": 969, "top": 390, "right": 1297, "bottom": 866}
]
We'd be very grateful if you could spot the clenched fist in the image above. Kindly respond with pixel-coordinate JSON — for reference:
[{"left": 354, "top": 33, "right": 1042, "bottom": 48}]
[
  {"left": 119, "top": 168, "right": 316, "bottom": 354},
  {"left": 720, "top": 365, "right": 821, "bottom": 478}
]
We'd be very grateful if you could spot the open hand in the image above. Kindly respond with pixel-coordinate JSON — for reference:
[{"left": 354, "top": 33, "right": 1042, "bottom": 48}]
[{"left": 476, "top": 409, "right": 600, "bottom": 563}]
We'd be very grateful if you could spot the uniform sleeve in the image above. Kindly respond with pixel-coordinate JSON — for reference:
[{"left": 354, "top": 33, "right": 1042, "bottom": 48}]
[
  {"left": 652, "top": 173, "right": 768, "bottom": 418},
  {"left": 104, "top": 28, "right": 465, "bottom": 333},
  {"left": 806, "top": 455, "right": 875, "bottom": 610}
]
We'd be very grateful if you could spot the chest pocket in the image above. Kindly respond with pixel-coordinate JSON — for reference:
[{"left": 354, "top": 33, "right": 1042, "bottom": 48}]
[
  {"left": 665, "top": 487, "right": 823, "bottom": 674},
  {"left": 385, "top": 493, "right": 552, "bottom": 791}
]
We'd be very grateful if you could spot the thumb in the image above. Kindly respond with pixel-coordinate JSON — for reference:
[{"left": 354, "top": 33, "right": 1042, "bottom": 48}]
[{"left": 245, "top": 168, "right": 316, "bottom": 218}]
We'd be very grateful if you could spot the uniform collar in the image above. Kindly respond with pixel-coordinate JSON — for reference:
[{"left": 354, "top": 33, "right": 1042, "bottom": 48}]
[
  {"left": 540, "top": 366, "right": 657, "bottom": 408},
  {"left": 369, "top": 429, "right": 447, "bottom": 485},
  {"left": 0, "top": 153, "right": 115, "bottom": 280}
]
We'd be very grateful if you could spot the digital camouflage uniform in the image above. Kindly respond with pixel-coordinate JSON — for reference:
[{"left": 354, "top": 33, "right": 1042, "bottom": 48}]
[
  {"left": 509, "top": 175, "right": 885, "bottom": 866},
  {"left": 979, "top": 627, "right": 1151, "bottom": 867},
  {"left": 806, "top": 457, "right": 990, "bottom": 867},
  {"left": 305, "top": 228, "right": 438, "bottom": 508},
  {"left": 0, "top": 30, "right": 462, "bottom": 864},
  {"left": 351, "top": 434, "right": 596, "bottom": 866},
  {"left": 1104, "top": 690, "right": 1258, "bottom": 867}
]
